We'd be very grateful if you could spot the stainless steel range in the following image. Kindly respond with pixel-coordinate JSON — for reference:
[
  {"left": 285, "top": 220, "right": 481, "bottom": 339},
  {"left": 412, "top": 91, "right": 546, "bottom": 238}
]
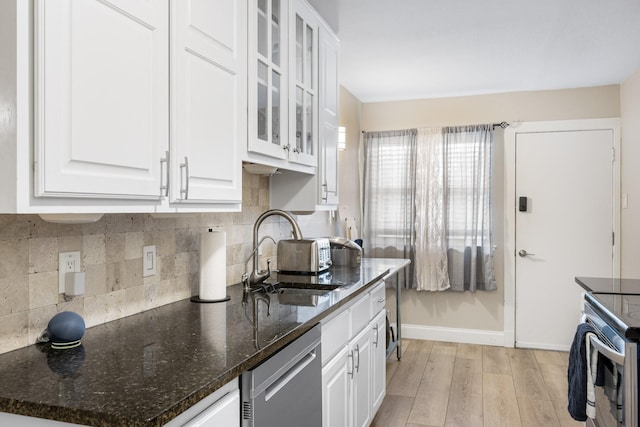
[{"left": 577, "top": 277, "right": 640, "bottom": 427}]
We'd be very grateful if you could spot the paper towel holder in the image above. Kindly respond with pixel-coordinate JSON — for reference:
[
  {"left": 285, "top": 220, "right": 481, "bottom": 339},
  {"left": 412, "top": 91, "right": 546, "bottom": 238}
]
[{"left": 192, "top": 227, "right": 230, "bottom": 304}]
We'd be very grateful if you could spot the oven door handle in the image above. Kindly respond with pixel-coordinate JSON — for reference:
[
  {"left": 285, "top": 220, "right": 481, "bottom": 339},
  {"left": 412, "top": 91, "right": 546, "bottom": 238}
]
[{"left": 588, "top": 332, "right": 625, "bottom": 365}]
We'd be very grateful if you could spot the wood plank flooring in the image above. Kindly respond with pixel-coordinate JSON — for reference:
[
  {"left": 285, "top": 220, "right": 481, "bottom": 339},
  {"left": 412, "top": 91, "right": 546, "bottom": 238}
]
[{"left": 372, "top": 340, "right": 583, "bottom": 427}]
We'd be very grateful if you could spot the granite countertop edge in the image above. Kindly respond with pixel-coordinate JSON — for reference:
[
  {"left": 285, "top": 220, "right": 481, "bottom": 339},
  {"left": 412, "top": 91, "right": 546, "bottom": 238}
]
[{"left": 0, "top": 259, "right": 405, "bottom": 426}]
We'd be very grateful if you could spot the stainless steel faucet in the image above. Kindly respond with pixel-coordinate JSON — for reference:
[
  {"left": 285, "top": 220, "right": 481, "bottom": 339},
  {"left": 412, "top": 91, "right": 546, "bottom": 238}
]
[{"left": 246, "top": 209, "right": 303, "bottom": 288}]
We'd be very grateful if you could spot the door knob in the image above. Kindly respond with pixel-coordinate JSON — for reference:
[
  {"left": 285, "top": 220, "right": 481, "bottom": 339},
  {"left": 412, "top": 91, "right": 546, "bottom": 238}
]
[{"left": 518, "top": 249, "right": 535, "bottom": 257}]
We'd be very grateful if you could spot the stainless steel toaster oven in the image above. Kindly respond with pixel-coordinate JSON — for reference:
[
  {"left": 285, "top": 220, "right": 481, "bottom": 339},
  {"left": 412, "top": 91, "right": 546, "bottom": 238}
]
[{"left": 277, "top": 238, "right": 331, "bottom": 275}]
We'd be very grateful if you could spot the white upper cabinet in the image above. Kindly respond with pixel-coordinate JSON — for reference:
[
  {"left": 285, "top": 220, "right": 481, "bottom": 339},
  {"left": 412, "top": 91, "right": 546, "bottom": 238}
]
[
  {"left": 288, "top": 0, "right": 318, "bottom": 167},
  {"left": 34, "top": 0, "right": 169, "bottom": 200},
  {"left": 318, "top": 23, "right": 339, "bottom": 207},
  {"left": 170, "top": 0, "right": 246, "bottom": 205},
  {"left": 248, "top": 0, "right": 289, "bottom": 161},
  {"left": 0, "top": 0, "right": 244, "bottom": 213},
  {"left": 269, "top": 11, "right": 339, "bottom": 212},
  {"left": 245, "top": 0, "right": 321, "bottom": 174}
]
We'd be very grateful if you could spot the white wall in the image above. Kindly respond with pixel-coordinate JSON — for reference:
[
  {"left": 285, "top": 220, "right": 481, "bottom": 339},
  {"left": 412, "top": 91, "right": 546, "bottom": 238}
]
[
  {"left": 339, "top": 84, "right": 621, "bottom": 338},
  {"left": 620, "top": 69, "right": 640, "bottom": 278},
  {"left": 336, "top": 87, "right": 363, "bottom": 237}
]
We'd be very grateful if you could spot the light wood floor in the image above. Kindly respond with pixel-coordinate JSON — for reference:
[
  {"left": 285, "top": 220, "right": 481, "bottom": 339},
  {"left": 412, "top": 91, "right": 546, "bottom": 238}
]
[{"left": 372, "top": 339, "right": 584, "bottom": 427}]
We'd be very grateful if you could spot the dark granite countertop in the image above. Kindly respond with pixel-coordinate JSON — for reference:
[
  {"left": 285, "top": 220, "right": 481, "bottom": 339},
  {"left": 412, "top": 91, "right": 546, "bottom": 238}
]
[
  {"left": 576, "top": 276, "right": 640, "bottom": 295},
  {"left": 0, "top": 258, "right": 408, "bottom": 426}
]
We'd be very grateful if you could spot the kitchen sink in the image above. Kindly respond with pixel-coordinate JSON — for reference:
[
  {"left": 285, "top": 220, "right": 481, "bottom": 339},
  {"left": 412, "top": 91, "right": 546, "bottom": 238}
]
[
  {"left": 275, "top": 287, "right": 335, "bottom": 307},
  {"left": 275, "top": 282, "right": 342, "bottom": 291}
]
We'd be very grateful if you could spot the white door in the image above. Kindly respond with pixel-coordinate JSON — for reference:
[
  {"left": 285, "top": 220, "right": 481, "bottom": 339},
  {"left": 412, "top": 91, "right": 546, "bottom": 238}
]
[
  {"left": 514, "top": 122, "right": 618, "bottom": 350},
  {"left": 35, "top": 0, "right": 168, "bottom": 200},
  {"left": 170, "top": 0, "right": 245, "bottom": 204}
]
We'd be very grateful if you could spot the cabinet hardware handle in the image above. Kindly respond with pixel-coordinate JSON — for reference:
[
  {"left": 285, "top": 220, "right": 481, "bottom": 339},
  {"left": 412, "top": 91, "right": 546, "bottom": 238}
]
[
  {"left": 283, "top": 144, "right": 290, "bottom": 151},
  {"left": 377, "top": 298, "right": 384, "bottom": 303},
  {"left": 180, "top": 157, "right": 189, "bottom": 200},
  {"left": 374, "top": 324, "right": 379, "bottom": 346},
  {"left": 348, "top": 351, "right": 354, "bottom": 378},
  {"left": 321, "top": 183, "right": 328, "bottom": 202},
  {"left": 160, "top": 150, "right": 169, "bottom": 197},
  {"left": 355, "top": 344, "right": 360, "bottom": 373}
]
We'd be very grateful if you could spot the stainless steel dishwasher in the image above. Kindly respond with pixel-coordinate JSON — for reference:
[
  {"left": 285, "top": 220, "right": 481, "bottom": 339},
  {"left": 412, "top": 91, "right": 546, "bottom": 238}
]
[{"left": 241, "top": 324, "right": 322, "bottom": 427}]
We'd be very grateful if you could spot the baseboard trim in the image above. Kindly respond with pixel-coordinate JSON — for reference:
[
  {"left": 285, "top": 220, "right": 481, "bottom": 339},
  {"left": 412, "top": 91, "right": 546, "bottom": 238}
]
[
  {"left": 400, "top": 323, "right": 505, "bottom": 347},
  {"left": 514, "top": 341, "right": 570, "bottom": 352}
]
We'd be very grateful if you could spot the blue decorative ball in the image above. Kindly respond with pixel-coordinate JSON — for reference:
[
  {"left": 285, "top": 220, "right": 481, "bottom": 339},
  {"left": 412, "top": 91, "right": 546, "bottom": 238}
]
[{"left": 47, "top": 311, "right": 85, "bottom": 349}]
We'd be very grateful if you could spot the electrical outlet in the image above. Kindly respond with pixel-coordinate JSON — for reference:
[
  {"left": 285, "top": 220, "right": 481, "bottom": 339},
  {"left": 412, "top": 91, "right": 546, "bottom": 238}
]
[
  {"left": 59, "top": 251, "right": 81, "bottom": 293},
  {"left": 143, "top": 245, "right": 157, "bottom": 277}
]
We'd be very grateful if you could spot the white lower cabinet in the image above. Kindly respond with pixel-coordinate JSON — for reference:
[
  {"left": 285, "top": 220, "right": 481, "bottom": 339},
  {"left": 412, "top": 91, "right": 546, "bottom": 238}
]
[
  {"left": 322, "top": 346, "right": 350, "bottom": 427},
  {"left": 351, "top": 326, "right": 373, "bottom": 427},
  {"left": 181, "top": 389, "right": 240, "bottom": 427},
  {"left": 371, "top": 310, "right": 387, "bottom": 415},
  {"left": 321, "top": 281, "right": 386, "bottom": 427},
  {"left": 166, "top": 379, "right": 240, "bottom": 427}
]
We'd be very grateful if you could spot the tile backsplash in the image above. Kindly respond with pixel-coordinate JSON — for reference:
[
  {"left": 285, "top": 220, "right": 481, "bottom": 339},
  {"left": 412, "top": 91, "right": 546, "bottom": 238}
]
[{"left": 0, "top": 172, "right": 294, "bottom": 354}]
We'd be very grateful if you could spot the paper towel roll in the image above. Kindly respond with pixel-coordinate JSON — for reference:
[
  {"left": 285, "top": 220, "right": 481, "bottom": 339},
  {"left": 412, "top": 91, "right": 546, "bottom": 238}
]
[{"left": 199, "top": 229, "right": 227, "bottom": 301}]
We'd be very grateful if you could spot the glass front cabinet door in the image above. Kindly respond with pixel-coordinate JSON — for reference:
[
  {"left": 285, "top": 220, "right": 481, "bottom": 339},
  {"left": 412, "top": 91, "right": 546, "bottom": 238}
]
[
  {"left": 288, "top": 0, "right": 318, "bottom": 167},
  {"left": 248, "top": 0, "right": 289, "bottom": 160}
]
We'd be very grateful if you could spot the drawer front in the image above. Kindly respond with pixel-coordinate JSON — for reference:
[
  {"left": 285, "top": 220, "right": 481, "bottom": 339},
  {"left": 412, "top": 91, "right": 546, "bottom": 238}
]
[
  {"left": 370, "top": 281, "right": 386, "bottom": 317},
  {"left": 350, "top": 292, "right": 371, "bottom": 337},
  {"left": 321, "top": 310, "right": 350, "bottom": 365}
]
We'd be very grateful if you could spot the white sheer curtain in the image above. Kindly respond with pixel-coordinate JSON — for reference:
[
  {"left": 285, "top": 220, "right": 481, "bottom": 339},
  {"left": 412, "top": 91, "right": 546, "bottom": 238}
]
[
  {"left": 443, "top": 125, "right": 496, "bottom": 291},
  {"left": 362, "top": 125, "right": 496, "bottom": 292},
  {"left": 362, "top": 130, "right": 417, "bottom": 288},
  {"left": 414, "top": 128, "right": 450, "bottom": 291}
]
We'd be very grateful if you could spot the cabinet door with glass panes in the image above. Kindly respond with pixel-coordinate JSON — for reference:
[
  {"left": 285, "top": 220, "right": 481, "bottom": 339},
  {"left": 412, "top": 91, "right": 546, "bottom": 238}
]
[
  {"left": 288, "top": 0, "right": 318, "bottom": 167},
  {"left": 248, "top": 0, "right": 288, "bottom": 160}
]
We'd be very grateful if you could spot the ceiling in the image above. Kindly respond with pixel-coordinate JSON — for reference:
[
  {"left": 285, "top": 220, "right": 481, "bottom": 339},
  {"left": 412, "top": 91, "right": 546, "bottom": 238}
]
[{"left": 308, "top": 0, "right": 640, "bottom": 103}]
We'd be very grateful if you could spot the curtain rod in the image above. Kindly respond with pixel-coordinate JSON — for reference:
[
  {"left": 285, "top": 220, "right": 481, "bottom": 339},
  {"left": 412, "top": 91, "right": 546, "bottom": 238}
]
[
  {"left": 492, "top": 121, "right": 510, "bottom": 129},
  {"left": 362, "top": 122, "right": 510, "bottom": 133}
]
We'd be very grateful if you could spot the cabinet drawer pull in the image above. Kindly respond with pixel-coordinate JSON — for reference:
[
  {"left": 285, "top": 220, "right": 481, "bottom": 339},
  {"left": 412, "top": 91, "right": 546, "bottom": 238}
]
[
  {"left": 355, "top": 344, "right": 360, "bottom": 373},
  {"left": 377, "top": 298, "right": 384, "bottom": 304},
  {"left": 348, "top": 351, "right": 354, "bottom": 378},
  {"left": 179, "top": 156, "right": 189, "bottom": 200},
  {"left": 374, "top": 324, "right": 379, "bottom": 347},
  {"left": 160, "top": 150, "right": 169, "bottom": 197}
]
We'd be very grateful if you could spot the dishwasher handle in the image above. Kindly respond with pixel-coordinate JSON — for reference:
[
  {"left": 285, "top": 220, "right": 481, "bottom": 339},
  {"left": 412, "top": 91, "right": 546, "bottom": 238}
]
[{"left": 264, "top": 349, "right": 317, "bottom": 401}]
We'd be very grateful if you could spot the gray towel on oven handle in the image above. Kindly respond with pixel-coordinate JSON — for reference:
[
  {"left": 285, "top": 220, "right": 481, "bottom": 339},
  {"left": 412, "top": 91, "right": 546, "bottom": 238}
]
[
  {"left": 603, "top": 362, "right": 623, "bottom": 422},
  {"left": 585, "top": 332, "right": 598, "bottom": 419},
  {"left": 568, "top": 322, "right": 598, "bottom": 421}
]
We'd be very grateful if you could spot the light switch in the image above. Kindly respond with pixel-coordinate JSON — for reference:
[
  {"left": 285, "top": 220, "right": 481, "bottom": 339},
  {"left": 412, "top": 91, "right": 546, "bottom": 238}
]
[{"left": 143, "top": 245, "right": 157, "bottom": 277}]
